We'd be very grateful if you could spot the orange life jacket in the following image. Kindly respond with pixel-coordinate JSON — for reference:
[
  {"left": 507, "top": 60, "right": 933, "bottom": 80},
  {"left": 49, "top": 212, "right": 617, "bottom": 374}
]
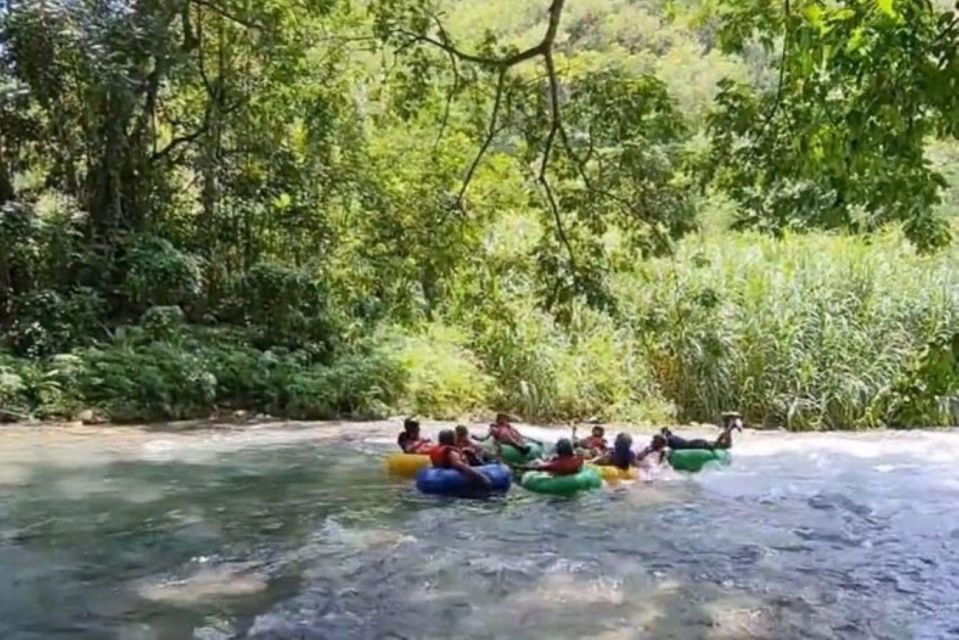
[{"left": 430, "top": 445, "right": 455, "bottom": 468}]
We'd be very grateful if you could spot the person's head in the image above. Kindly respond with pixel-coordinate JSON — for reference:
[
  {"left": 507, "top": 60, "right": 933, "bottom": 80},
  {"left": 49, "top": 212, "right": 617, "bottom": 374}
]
[
  {"left": 555, "top": 438, "right": 574, "bottom": 457},
  {"left": 612, "top": 433, "right": 634, "bottom": 469},
  {"left": 650, "top": 434, "right": 667, "bottom": 451},
  {"left": 722, "top": 412, "right": 744, "bottom": 431},
  {"left": 591, "top": 425, "right": 605, "bottom": 439},
  {"left": 495, "top": 412, "right": 511, "bottom": 425},
  {"left": 659, "top": 427, "right": 672, "bottom": 437},
  {"left": 438, "top": 429, "right": 455, "bottom": 446},
  {"left": 403, "top": 417, "right": 420, "bottom": 438},
  {"left": 455, "top": 425, "right": 469, "bottom": 440}
]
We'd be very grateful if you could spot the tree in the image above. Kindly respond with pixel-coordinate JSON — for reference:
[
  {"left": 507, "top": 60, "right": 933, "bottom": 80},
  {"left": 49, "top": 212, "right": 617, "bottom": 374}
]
[
  {"left": 704, "top": 0, "right": 959, "bottom": 251},
  {"left": 371, "top": 0, "right": 697, "bottom": 312}
]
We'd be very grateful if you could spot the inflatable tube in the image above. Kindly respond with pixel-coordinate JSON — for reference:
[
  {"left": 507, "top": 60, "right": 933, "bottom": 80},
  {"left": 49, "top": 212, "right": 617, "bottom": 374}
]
[
  {"left": 521, "top": 466, "right": 602, "bottom": 495},
  {"left": 416, "top": 463, "right": 512, "bottom": 496},
  {"left": 668, "top": 448, "right": 731, "bottom": 472},
  {"left": 498, "top": 441, "right": 545, "bottom": 464},
  {"left": 589, "top": 464, "right": 637, "bottom": 482},
  {"left": 385, "top": 452, "right": 431, "bottom": 477}
]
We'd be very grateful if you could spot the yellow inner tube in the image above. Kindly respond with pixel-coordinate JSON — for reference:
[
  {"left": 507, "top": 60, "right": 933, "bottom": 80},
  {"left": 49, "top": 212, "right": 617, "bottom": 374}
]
[
  {"left": 386, "top": 452, "right": 431, "bottom": 477},
  {"left": 588, "top": 464, "right": 637, "bottom": 482}
]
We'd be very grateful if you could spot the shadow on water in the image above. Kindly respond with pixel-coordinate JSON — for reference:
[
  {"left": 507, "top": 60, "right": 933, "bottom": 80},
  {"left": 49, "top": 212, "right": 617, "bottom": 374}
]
[{"left": 0, "top": 427, "right": 958, "bottom": 639}]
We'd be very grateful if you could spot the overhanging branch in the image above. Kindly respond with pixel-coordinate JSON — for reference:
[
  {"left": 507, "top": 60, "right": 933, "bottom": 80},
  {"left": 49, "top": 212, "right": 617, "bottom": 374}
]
[
  {"left": 455, "top": 68, "right": 507, "bottom": 209},
  {"left": 190, "top": 0, "right": 265, "bottom": 31},
  {"left": 538, "top": 48, "right": 577, "bottom": 273},
  {"left": 400, "top": 0, "right": 576, "bottom": 274}
]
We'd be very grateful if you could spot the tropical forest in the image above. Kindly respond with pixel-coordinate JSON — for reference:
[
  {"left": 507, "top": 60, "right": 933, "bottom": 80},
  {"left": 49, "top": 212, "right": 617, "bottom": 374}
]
[{"left": 1, "top": 0, "right": 958, "bottom": 430}]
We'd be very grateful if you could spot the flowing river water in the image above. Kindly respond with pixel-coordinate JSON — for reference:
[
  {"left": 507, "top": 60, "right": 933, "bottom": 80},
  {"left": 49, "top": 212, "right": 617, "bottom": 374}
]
[{"left": 0, "top": 421, "right": 957, "bottom": 639}]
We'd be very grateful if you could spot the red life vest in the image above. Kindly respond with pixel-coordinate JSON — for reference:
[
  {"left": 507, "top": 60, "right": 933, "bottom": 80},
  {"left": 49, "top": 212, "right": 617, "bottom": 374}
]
[
  {"left": 430, "top": 445, "right": 455, "bottom": 468},
  {"left": 582, "top": 435, "right": 608, "bottom": 451},
  {"left": 539, "top": 455, "right": 584, "bottom": 476}
]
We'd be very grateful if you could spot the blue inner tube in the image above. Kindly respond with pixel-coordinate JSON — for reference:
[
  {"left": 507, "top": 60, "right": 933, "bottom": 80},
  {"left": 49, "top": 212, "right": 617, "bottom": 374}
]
[{"left": 416, "top": 463, "right": 512, "bottom": 496}]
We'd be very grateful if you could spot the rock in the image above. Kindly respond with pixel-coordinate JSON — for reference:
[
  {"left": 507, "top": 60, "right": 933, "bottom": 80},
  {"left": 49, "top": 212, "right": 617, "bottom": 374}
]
[{"left": 78, "top": 409, "right": 106, "bottom": 425}]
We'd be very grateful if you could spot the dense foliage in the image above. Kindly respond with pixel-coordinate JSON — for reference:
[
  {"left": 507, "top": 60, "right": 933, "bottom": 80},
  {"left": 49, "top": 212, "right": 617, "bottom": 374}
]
[{"left": 0, "top": 0, "right": 957, "bottom": 428}]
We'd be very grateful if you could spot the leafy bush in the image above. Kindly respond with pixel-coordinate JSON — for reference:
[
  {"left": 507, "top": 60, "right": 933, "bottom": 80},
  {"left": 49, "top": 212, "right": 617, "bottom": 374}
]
[
  {"left": 552, "top": 307, "right": 674, "bottom": 424},
  {"left": 226, "top": 262, "right": 341, "bottom": 356},
  {"left": 447, "top": 295, "right": 673, "bottom": 423},
  {"left": 124, "top": 236, "right": 203, "bottom": 311},
  {"left": 388, "top": 323, "right": 493, "bottom": 419},
  {"left": 137, "top": 305, "right": 188, "bottom": 343},
  {"left": 3, "top": 288, "right": 105, "bottom": 357},
  {"left": 0, "top": 356, "right": 29, "bottom": 420},
  {"left": 40, "top": 327, "right": 406, "bottom": 422},
  {"left": 279, "top": 350, "right": 406, "bottom": 420},
  {"left": 78, "top": 341, "right": 218, "bottom": 422},
  {"left": 0, "top": 354, "right": 80, "bottom": 420}
]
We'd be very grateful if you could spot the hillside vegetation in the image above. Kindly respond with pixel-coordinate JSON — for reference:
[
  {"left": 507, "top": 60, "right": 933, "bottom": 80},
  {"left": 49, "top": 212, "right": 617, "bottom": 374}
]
[{"left": 0, "top": 0, "right": 957, "bottom": 428}]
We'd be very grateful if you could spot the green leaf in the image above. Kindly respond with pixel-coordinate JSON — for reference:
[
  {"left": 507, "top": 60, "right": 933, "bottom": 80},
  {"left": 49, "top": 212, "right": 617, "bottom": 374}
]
[{"left": 876, "top": 0, "right": 896, "bottom": 17}]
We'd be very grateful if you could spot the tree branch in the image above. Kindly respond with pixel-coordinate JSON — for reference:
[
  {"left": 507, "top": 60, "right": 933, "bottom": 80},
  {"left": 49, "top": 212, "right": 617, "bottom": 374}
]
[
  {"left": 408, "top": 5, "right": 569, "bottom": 197},
  {"left": 454, "top": 68, "right": 507, "bottom": 209},
  {"left": 538, "top": 47, "right": 577, "bottom": 273},
  {"left": 431, "top": 15, "right": 461, "bottom": 150},
  {"left": 150, "top": 96, "right": 242, "bottom": 164},
  {"left": 761, "top": 0, "right": 791, "bottom": 132},
  {"left": 191, "top": 0, "right": 264, "bottom": 31},
  {"left": 149, "top": 128, "right": 207, "bottom": 162},
  {"left": 404, "top": 0, "right": 577, "bottom": 274}
]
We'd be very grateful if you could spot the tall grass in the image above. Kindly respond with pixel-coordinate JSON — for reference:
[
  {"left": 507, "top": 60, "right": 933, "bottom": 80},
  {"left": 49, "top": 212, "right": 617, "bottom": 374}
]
[
  {"left": 416, "top": 228, "right": 959, "bottom": 429},
  {"left": 615, "top": 230, "right": 959, "bottom": 428}
]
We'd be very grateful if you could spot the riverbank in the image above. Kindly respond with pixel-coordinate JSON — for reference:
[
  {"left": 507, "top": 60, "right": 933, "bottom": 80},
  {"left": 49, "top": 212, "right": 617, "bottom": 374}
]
[{"left": 2, "top": 232, "right": 957, "bottom": 431}]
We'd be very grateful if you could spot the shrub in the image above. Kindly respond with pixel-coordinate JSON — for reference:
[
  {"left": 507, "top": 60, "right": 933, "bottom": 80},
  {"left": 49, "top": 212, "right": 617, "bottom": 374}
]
[
  {"left": 78, "top": 341, "right": 217, "bottom": 422},
  {"left": 388, "top": 323, "right": 493, "bottom": 419},
  {"left": 228, "top": 262, "right": 341, "bottom": 356},
  {"left": 3, "top": 287, "right": 105, "bottom": 357},
  {"left": 124, "top": 236, "right": 202, "bottom": 311}
]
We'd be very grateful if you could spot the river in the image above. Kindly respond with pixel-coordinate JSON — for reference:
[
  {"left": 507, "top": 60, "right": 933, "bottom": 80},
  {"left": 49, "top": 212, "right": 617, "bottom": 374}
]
[{"left": 0, "top": 421, "right": 956, "bottom": 639}]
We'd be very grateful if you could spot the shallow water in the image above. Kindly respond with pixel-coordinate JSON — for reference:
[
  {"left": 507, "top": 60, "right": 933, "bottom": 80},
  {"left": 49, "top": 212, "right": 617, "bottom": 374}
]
[{"left": 0, "top": 422, "right": 957, "bottom": 639}]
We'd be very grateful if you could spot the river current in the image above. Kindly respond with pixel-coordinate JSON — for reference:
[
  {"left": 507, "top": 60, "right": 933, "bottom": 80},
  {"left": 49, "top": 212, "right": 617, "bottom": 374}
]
[{"left": 0, "top": 422, "right": 956, "bottom": 639}]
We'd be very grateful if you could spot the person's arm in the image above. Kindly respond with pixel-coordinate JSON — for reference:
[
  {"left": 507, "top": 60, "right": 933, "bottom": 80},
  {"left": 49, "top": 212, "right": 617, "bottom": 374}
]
[
  {"left": 410, "top": 439, "right": 433, "bottom": 454},
  {"left": 451, "top": 451, "right": 492, "bottom": 488},
  {"left": 637, "top": 447, "right": 667, "bottom": 466},
  {"left": 473, "top": 426, "right": 494, "bottom": 442},
  {"left": 500, "top": 433, "right": 527, "bottom": 449}
]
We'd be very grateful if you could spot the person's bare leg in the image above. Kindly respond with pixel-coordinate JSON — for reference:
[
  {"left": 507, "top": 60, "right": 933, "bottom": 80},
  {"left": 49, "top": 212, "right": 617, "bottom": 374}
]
[
  {"left": 715, "top": 412, "right": 742, "bottom": 449},
  {"left": 714, "top": 429, "right": 732, "bottom": 449}
]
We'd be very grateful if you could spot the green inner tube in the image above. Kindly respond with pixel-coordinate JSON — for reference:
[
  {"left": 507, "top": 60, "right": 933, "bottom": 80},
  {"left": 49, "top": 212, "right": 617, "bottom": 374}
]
[
  {"left": 498, "top": 441, "right": 544, "bottom": 464},
  {"left": 667, "top": 448, "right": 732, "bottom": 472},
  {"left": 521, "top": 466, "right": 602, "bottom": 495}
]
